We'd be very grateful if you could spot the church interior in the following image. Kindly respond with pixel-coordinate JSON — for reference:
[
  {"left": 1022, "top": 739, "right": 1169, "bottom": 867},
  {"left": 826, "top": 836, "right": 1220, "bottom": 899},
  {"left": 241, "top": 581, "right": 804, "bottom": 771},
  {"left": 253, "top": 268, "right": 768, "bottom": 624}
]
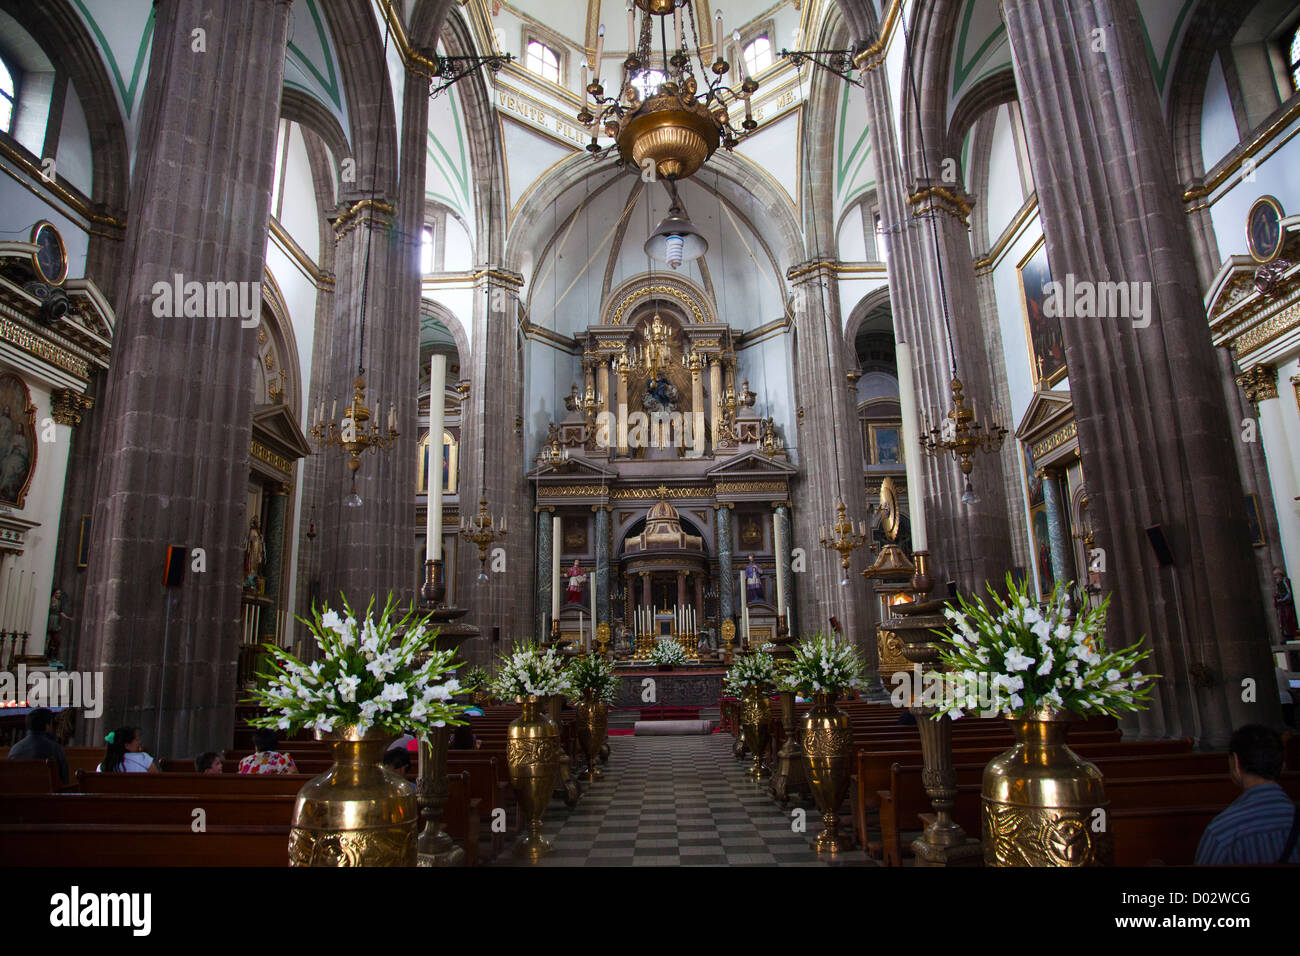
[{"left": 3, "top": 0, "right": 1300, "bottom": 880}]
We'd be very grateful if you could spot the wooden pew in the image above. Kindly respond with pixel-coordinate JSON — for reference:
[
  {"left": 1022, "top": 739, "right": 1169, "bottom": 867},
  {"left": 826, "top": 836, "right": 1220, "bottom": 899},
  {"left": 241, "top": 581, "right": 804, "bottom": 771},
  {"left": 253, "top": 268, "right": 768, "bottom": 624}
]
[
  {"left": 0, "top": 759, "right": 60, "bottom": 793},
  {"left": 0, "top": 792, "right": 295, "bottom": 827},
  {"left": 0, "top": 824, "right": 289, "bottom": 866}
]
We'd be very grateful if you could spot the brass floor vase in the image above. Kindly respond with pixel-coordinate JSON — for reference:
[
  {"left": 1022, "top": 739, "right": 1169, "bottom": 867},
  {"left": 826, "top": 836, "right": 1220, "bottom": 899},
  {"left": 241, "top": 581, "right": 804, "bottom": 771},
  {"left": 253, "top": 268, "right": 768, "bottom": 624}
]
[
  {"left": 508, "top": 695, "right": 562, "bottom": 861},
  {"left": 801, "top": 692, "right": 854, "bottom": 853},
  {"left": 740, "top": 687, "right": 771, "bottom": 778},
  {"left": 576, "top": 694, "right": 609, "bottom": 781}
]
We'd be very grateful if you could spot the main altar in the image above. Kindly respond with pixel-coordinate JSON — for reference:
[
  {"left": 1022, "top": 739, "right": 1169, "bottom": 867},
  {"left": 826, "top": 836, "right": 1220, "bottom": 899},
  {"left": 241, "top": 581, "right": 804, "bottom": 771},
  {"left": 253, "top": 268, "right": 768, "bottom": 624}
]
[{"left": 527, "top": 277, "right": 799, "bottom": 656}]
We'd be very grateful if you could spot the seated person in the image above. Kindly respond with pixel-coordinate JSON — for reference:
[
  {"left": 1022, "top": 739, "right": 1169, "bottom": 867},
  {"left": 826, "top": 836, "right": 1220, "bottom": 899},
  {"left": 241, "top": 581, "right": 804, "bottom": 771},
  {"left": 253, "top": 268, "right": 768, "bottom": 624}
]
[
  {"left": 1195, "top": 724, "right": 1299, "bottom": 864},
  {"left": 450, "top": 724, "right": 479, "bottom": 750},
  {"left": 97, "top": 726, "right": 159, "bottom": 773},
  {"left": 238, "top": 729, "right": 298, "bottom": 774},
  {"left": 387, "top": 730, "right": 417, "bottom": 754},
  {"left": 6, "top": 707, "right": 70, "bottom": 785},
  {"left": 194, "top": 751, "right": 224, "bottom": 774},
  {"left": 381, "top": 749, "right": 412, "bottom": 774}
]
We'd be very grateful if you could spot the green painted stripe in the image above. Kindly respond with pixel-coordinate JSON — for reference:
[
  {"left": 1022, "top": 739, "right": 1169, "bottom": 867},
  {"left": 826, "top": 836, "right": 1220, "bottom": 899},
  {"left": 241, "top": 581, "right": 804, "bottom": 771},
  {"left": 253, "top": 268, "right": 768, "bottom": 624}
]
[
  {"left": 429, "top": 131, "right": 469, "bottom": 207},
  {"left": 71, "top": 0, "right": 155, "bottom": 114},
  {"left": 836, "top": 81, "right": 872, "bottom": 194},
  {"left": 952, "top": 1, "right": 1007, "bottom": 98},
  {"left": 286, "top": 0, "right": 342, "bottom": 110},
  {"left": 1141, "top": 0, "right": 1195, "bottom": 91}
]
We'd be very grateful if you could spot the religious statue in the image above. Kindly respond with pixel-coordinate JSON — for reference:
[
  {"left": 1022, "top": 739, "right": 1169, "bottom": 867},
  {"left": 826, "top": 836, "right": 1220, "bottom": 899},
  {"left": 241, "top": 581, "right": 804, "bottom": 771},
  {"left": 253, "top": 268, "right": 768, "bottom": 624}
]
[
  {"left": 565, "top": 559, "right": 587, "bottom": 604},
  {"left": 744, "top": 555, "right": 763, "bottom": 604},
  {"left": 1275, "top": 567, "right": 1297, "bottom": 640},
  {"left": 642, "top": 371, "right": 679, "bottom": 413},
  {"left": 244, "top": 517, "right": 265, "bottom": 589}
]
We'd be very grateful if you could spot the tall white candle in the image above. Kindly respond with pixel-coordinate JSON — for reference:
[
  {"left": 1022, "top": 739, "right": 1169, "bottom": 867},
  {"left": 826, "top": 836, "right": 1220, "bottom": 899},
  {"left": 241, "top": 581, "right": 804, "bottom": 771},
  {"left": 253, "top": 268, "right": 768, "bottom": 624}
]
[
  {"left": 593, "top": 24, "right": 605, "bottom": 82},
  {"left": 626, "top": 2, "right": 635, "bottom": 49},
  {"left": 551, "top": 515, "right": 562, "bottom": 622},
  {"left": 426, "top": 354, "right": 447, "bottom": 563},
  {"left": 894, "top": 344, "right": 929, "bottom": 551},
  {"left": 773, "top": 513, "right": 786, "bottom": 616},
  {"left": 590, "top": 567, "right": 597, "bottom": 625},
  {"left": 579, "top": 610, "right": 584, "bottom": 649}
]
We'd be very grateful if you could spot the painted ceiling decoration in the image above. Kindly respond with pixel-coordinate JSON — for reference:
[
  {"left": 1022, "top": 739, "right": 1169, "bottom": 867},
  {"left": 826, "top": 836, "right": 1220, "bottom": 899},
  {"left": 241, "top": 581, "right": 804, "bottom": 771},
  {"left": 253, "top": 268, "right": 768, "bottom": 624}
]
[
  {"left": 946, "top": 0, "right": 1199, "bottom": 126},
  {"left": 426, "top": 61, "right": 474, "bottom": 229},
  {"left": 68, "top": 0, "right": 350, "bottom": 162},
  {"left": 835, "top": 78, "right": 875, "bottom": 215}
]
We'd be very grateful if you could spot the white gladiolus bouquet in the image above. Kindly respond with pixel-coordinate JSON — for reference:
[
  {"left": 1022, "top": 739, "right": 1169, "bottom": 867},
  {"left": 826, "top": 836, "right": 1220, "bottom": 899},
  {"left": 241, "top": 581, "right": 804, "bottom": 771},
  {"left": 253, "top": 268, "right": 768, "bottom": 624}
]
[
  {"left": 649, "top": 640, "right": 688, "bottom": 667},
  {"left": 935, "top": 574, "right": 1156, "bottom": 720},
  {"left": 723, "top": 650, "right": 779, "bottom": 697},
  {"left": 489, "top": 642, "right": 572, "bottom": 700},
  {"left": 247, "top": 593, "right": 466, "bottom": 738},
  {"left": 777, "top": 632, "right": 867, "bottom": 696},
  {"left": 567, "top": 653, "right": 619, "bottom": 704}
]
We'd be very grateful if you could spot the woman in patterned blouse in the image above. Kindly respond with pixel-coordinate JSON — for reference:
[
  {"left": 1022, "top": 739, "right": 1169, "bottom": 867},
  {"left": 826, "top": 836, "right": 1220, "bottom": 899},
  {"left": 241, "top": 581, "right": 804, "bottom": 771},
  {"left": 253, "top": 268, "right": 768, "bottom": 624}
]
[{"left": 238, "top": 729, "right": 298, "bottom": 774}]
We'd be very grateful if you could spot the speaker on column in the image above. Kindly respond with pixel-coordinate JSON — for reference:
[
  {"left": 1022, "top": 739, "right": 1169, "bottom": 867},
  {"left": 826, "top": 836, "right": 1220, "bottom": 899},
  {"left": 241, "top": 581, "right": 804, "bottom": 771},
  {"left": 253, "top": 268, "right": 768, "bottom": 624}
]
[
  {"left": 1145, "top": 525, "right": 1174, "bottom": 567},
  {"left": 163, "top": 545, "right": 186, "bottom": 587}
]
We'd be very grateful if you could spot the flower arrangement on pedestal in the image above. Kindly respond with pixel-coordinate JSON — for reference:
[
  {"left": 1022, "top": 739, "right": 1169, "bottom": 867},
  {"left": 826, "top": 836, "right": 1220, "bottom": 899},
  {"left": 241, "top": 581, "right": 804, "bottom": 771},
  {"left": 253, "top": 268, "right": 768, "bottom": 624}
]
[
  {"left": 776, "top": 632, "right": 867, "bottom": 697},
  {"left": 934, "top": 575, "right": 1157, "bottom": 867},
  {"left": 934, "top": 575, "right": 1155, "bottom": 720},
  {"left": 725, "top": 649, "right": 779, "bottom": 778},
  {"left": 246, "top": 593, "right": 466, "bottom": 737},
  {"left": 567, "top": 654, "right": 619, "bottom": 705},
  {"left": 489, "top": 642, "right": 572, "bottom": 700},
  {"left": 723, "top": 649, "right": 778, "bottom": 697},
  {"left": 649, "top": 640, "right": 688, "bottom": 669}
]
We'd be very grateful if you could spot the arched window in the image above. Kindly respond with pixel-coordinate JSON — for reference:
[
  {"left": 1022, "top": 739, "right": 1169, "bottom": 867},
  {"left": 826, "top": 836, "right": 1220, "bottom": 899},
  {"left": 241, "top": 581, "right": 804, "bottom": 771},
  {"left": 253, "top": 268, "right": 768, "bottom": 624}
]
[
  {"left": 743, "top": 35, "right": 773, "bottom": 75},
  {"left": 526, "top": 40, "right": 561, "bottom": 84},
  {"left": 632, "top": 68, "right": 665, "bottom": 101},
  {"left": 0, "top": 56, "right": 16, "bottom": 135},
  {"left": 1290, "top": 24, "right": 1300, "bottom": 93},
  {"left": 420, "top": 225, "right": 434, "bottom": 275}
]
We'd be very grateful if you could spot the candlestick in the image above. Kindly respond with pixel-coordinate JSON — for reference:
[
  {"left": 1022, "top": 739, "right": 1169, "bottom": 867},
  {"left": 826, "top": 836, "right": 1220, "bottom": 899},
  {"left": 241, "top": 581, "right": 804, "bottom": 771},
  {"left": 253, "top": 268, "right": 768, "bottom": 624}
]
[
  {"left": 330, "top": 399, "right": 337, "bottom": 422},
  {"left": 673, "top": 6, "right": 683, "bottom": 49},
  {"left": 579, "top": 610, "right": 584, "bottom": 650},
  {"left": 894, "top": 343, "right": 929, "bottom": 551},
  {"left": 551, "top": 516, "right": 562, "bottom": 623},
  {"left": 590, "top": 568, "right": 597, "bottom": 626}
]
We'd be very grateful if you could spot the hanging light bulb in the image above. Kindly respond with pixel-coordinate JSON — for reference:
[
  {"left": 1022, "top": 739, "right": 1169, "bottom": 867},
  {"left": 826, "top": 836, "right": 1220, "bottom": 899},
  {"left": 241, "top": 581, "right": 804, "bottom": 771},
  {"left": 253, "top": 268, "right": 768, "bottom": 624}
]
[
  {"left": 961, "top": 477, "right": 979, "bottom": 505},
  {"left": 645, "top": 198, "right": 708, "bottom": 268}
]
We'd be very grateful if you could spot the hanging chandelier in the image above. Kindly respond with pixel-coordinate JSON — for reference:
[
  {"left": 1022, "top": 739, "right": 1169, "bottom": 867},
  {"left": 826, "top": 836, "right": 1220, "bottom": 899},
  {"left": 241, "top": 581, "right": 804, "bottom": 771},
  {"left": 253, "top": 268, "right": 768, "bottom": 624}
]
[
  {"left": 578, "top": 1, "right": 759, "bottom": 182},
  {"left": 918, "top": 378, "right": 1007, "bottom": 502},
  {"left": 309, "top": 378, "right": 399, "bottom": 506}
]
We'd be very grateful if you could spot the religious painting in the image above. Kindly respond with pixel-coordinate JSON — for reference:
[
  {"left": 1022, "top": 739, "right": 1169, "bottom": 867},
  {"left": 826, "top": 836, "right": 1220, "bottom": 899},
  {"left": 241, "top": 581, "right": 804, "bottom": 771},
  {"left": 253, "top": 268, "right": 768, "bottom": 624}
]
[
  {"left": 738, "top": 513, "right": 764, "bottom": 549},
  {"left": 1030, "top": 504, "right": 1055, "bottom": 600},
  {"left": 869, "top": 422, "right": 904, "bottom": 465},
  {"left": 1244, "top": 493, "right": 1265, "bottom": 547},
  {"left": 1017, "top": 237, "right": 1067, "bottom": 388},
  {"left": 1246, "top": 195, "right": 1284, "bottom": 263},
  {"left": 563, "top": 516, "right": 588, "bottom": 554},
  {"left": 418, "top": 429, "right": 458, "bottom": 495},
  {"left": 1020, "top": 442, "right": 1044, "bottom": 509},
  {"left": 0, "top": 373, "right": 37, "bottom": 509}
]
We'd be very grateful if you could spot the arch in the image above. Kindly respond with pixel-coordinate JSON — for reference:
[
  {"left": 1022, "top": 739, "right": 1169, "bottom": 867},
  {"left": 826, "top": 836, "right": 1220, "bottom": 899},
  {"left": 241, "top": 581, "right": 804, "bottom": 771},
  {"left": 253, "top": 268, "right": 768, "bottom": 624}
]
[
  {"left": 259, "top": 266, "right": 306, "bottom": 420},
  {"left": 281, "top": 87, "right": 350, "bottom": 169},
  {"left": 0, "top": 0, "right": 130, "bottom": 215},
  {"left": 842, "top": 283, "right": 894, "bottom": 355},
  {"left": 420, "top": 295, "right": 470, "bottom": 363},
  {"left": 603, "top": 273, "right": 716, "bottom": 326},
  {"left": 944, "top": 68, "right": 1018, "bottom": 173},
  {"left": 802, "top": 3, "right": 855, "bottom": 255}
]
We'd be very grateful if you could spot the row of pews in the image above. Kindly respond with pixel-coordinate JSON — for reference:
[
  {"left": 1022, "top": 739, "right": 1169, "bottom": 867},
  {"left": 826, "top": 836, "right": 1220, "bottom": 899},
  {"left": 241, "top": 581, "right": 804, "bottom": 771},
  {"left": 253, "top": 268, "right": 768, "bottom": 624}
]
[
  {"left": 0, "top": 704, "right": 582, "bottom": 867},
  {"left": 724, "top": 697, "right": 1300, "bottom": 865}
]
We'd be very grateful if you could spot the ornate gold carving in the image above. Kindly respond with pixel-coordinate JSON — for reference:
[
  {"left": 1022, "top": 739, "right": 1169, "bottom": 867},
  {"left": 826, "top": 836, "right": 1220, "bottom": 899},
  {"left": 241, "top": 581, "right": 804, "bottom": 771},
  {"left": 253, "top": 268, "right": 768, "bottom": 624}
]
[
  {"left": 332, "top": 198, "right": 396, "bottom": 241},
  {"left": 1233, "top": 300, "right": 1300, "bottom": 357},
  {"left": 1031, "top": 422, "right": 1077, "bottom": 462},
  {"left": 716, "top": 480, "right": 787, "bottom": 495},
  {"left": 49, "top": 387, "right": 93, "bottom": 426},
  {"left": 250, "top": 440, "right": 293, "bottom": 475},
  {"left": 607, "top": 283, "right": 712, "bottom": 326},
  {"left": 854, "top": 0, "right": 901, "bottom": 72},
  {"left": 1235, "top": 363, "right": 1278, "bottom": 404},
  {"left": 907, "top": 185, "right": 973, "bottom": 224},
  {"left": 288, "top": 823, "right": 417, "bottom": 867},
  {"left": 982, "top": 803, "right": 1111, "bottom": 867},
  {"left": 0, "top": 317, "right": 90, "bottom": 379}
]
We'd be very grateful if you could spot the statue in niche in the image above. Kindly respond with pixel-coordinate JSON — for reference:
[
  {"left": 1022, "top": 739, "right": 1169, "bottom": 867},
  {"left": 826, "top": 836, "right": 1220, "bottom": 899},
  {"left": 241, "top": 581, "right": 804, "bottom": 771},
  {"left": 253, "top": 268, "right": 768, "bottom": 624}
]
[
  {"left": 565, "top": 559, "right": 587, "bottom": 604},
  {"left": 744, "top": 555, "right": 763, "bottom": 604},
  {"left": 244, "top": 517, "right": 266, "bottom": 590},
  {"left": 642, "top": 371, "right": 679, "bottom": 413}
]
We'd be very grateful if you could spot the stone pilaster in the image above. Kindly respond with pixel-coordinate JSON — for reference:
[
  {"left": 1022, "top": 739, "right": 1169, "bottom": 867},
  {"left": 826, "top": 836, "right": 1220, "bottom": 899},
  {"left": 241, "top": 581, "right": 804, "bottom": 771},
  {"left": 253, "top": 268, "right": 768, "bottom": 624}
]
[
  {"left": 716, "top": 504, "right": 734, "bottom": 625},
  {"left": 78, "top": 0, "right": 292, "bottom": 758},
  {"left": 1002, "top": 0, "right": 1279, "bottom": 742},
  {"left": 595, "top": 506, "right": 611, "bottom": 625}
]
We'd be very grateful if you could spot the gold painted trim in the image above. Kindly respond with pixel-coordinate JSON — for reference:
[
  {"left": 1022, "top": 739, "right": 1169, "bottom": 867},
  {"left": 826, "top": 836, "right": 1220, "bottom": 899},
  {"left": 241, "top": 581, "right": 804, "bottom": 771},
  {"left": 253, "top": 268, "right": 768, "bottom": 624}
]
[
  {"left": 1233, "top": 299, "right": 1300, "bottom": 357},
  {"left": 250, "top": 439, "right": 294, "bottom": 476},
  {"left": 1016, "top": 234, "right": 1067, "bottom": 389},
  {"left": 607, "top": 282, "right": 714, "bottom": 326},
  {"left": 375, "top": 0, "right": 440, "bottom": 76},
  {"left": 974, "top": 194, "right": 1039, "bottom": 273},
  {"left": 0, "top": 140, "right": 125, "bottom": 230},
  {"left": 853, "top": 0, "right": 901, "bottom": 72},
  {"left": 0, "top": 315, "right": 90, "bottom": 380},
  {"left": 907, "top": 185, "right": 972, "bottom": 224},
  {"left": 268, "top": 218, "right": 334, "bottom": 289},
  {"left": 1031, "top": 421, "right": 1077, "bottom": 462},
  {"left": 1182, "top": 98, "right": 1300, "bottom": 202},
  {"left": 333, "top": 198, "right": 396, "bottom": 240}
]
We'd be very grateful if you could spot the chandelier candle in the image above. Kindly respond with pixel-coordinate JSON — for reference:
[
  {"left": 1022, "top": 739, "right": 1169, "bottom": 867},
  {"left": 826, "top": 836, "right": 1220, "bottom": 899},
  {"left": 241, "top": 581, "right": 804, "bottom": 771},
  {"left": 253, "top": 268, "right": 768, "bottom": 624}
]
[{"left": 894, "top": 344, "right": 928, "bottom": 552}]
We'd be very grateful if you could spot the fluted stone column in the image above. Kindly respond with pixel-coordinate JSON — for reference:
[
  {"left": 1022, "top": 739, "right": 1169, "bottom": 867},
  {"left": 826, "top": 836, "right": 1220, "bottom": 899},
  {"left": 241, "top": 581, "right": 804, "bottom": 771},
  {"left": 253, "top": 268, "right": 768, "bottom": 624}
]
[
  {"left": 595, "top": 506, "right": 611, "bottom": 624},
  {"left": 78, "top": 0, "right": 292, "bottom": 757},
  {"left": 1002, "top": 0, "right": 1279, "bottom": 741},
  {"left": 716, "top": 504, "right": 735, "bottom": 625}
]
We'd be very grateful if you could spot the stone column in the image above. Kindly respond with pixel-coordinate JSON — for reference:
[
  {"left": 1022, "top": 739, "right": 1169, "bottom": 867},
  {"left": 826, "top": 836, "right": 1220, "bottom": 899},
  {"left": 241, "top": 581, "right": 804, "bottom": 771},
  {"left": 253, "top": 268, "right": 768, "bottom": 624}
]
[
  {"left": 774, "top": 502, "right": 795, "bottom": 635},
  {"left": 676, "top": 571, "right": 688, "bottom": 616},
  {"left": 1002, "top": 0, "right": 1279, "bottom": 741},
  {"left": 616, "top": 367, "right": 629, "bottom": 455},
  {"left": 716, "top": 504, "right": 735, "bottom": 624},
  {"left": 78, "top": 0, "right": 292, "bottom": 758},
  {"left": 693, "top": 575, "right": 704, "bottom": 627},
  {"left": 641, "top": 571, "right": 652, "bottom": 611},
  {"left": 598, "top": 361, "right": 610, "bottom": 417},
  {"left": 594, "top": 506, "right": 611, "bottom": 625},
  {"left": 535, "top": 506, "right": 553, "bottom": 639},
  {"left": 1038, "top": 469, "right": 1073, "bottom": 591},
  {"left": 262, "top": 484, "right": 288, "bottom": 601}
]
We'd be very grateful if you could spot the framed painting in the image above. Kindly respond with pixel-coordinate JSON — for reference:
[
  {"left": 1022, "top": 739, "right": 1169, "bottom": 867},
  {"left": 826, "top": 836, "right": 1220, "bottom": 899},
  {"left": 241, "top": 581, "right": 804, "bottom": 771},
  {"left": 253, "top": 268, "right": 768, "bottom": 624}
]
[
  {"left": 1019, "top": 441, "right": 1044, "bottom": 510},
  {"left": 0, "top": 373, "right": 37, "bottom": 508},
  {"left": 1030, "top": 504, "right": 1055, "bottom": 600},
  {"left": 562, "top": 515, "right": 588, "bottom": 554},
  {"left": 418, "top": 429, "right": 459, "bottom": 495},
  {"left": 739, "top": 513, "right": 764, "bottom": 549},
  {"left": 869, "top": 422, "right": 904, "bottom": 465},
  {"left": 1017, "top": 237, "right": 1067, "bottom": 388}
]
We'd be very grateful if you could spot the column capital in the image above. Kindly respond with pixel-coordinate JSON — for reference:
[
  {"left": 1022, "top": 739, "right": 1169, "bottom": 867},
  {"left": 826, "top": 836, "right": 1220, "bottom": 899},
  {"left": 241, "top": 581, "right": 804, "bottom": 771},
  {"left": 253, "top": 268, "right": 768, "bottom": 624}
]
[
  {"left": 769, "top": 500, "right": 793, "bottom": 511},
  {"left": 590, "top": 504, "right": 613, "bottom": 513},
  {"left": 534, "top": 505, "right": 555, "bottom": 514},
  {"left": 715, "top": 501, "right": 735, "bottom": 511},
  {"left": 50, "top": 387, "right": 94, "bottom": 426},
  {"left": 1236, "top": 363, "right": 1278, "bottom": 404}
]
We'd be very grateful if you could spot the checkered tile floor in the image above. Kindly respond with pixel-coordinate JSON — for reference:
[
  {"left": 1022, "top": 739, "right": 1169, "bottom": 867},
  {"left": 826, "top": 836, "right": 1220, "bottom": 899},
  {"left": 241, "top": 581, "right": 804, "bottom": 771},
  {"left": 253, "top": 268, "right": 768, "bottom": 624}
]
[{"left": 492, "top": 733, "right": 875, "bottom": 867}]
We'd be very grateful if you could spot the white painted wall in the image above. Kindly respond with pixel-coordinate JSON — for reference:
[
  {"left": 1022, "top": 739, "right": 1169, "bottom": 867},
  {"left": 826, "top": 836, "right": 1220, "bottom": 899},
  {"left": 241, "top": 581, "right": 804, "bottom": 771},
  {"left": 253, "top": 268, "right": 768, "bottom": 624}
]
[{"left": 1200, "top": 54, "right": 1239, "bottom": 172}]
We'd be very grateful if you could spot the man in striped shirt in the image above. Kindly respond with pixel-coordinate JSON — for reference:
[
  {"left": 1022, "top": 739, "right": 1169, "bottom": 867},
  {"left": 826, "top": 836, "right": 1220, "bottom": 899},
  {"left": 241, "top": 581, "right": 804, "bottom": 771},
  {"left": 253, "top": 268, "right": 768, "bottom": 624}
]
[{"left": 1195, "top": 724, "right": 1299, "bottom": 865}]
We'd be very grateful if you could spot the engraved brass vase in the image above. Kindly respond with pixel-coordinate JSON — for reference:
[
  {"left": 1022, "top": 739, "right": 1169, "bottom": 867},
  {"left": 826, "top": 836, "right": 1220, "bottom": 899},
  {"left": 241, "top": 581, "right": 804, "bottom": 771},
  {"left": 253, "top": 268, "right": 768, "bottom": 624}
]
[
  {"left": 801, "top": 692, "right": 853, "bottom": 853},
  {"left": 739, "top": 686, "right": 771, "bottom": 778},
  {"left": 508, "top": 695, "right": 561, "bottom": 862},
  {"left": 982, "top": 709, "right": 1111, "bottom": 866},
  {"left": 287, "top": 726, "right": 418, "bottom": 866},
  {"left": 576, "top": 693, "right": 608, "bottom": 781}
]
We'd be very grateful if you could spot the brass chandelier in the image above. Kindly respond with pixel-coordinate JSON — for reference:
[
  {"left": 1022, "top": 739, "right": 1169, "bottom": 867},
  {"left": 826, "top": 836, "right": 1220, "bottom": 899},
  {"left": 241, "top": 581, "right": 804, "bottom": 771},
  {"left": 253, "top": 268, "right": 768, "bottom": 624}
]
[{"left": 578, "top": 0, "right": 759, "bottom": 181}]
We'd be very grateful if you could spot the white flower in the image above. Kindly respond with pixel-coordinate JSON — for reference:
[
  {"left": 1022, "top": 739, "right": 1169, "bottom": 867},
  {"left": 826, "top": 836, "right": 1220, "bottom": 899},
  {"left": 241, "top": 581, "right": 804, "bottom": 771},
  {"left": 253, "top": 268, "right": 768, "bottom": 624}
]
[
  {"left": 379, "top": 682, "right": 408, "bottom": 704},
  {"left": 337, "top": 674, "right": 361, "bottom": 703},
  {"left": 277, "top": 716, "right": 290, "bottom": 729},
  {"left": 1035, "top": 649, "right": 1055, "bottom": 676},
  {"left": 1031, "top": 619, "right": 1052, "bottom": 641},
  {"left": 320, "top": 610, "right": 343, "bottom": 634},
  {"left": 1004, "top": 648, "right": 1036, "bottom": 672},
  {"left": 1105, "top": 669, "right": 1120, "bottom": 682}
]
